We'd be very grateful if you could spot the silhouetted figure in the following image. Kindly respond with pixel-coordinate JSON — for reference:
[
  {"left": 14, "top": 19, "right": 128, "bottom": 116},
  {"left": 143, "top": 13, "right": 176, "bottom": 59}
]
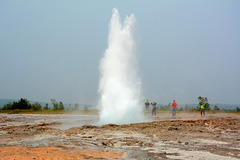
[
  {"left": 151, "top": 102, "right": 157, "bottom": 116},
  {"left": 145, "top": 100, "right": 150, "bottom": 114}
]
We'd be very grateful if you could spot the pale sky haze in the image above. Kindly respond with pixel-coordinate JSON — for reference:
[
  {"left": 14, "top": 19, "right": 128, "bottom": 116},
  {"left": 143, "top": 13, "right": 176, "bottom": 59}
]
[{"left": 0, "top": 1, "right": 240, "bottom": 105}]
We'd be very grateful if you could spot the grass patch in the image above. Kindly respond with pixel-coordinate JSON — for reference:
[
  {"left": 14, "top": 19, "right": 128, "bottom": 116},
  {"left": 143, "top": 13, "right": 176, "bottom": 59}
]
[
  {"left": 155, "top": 110, "right": 239, "bottom": 114},
  {"left": 0, "top": 109, "right": 99, "bottom": 115},
  {"left": 0, "top": 109, "right": 238, "bottom": 115}
]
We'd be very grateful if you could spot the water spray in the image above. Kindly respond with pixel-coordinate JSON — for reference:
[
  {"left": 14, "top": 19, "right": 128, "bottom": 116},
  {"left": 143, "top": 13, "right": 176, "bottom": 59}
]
[{"left": 98, "top": 8, "right": 144, "bottom": 125}]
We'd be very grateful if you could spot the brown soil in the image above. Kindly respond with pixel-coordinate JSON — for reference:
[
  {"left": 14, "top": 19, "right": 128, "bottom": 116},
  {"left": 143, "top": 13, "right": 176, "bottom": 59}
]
[
  {"left": 0, "top": 112, "right": 240, "bottom": 159},
  {"left": 0, "top": 146, "right": 124, "bottom": 160}
]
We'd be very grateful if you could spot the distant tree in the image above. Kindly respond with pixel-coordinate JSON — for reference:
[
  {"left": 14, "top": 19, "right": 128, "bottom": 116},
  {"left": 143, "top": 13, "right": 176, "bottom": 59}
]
[
  {"left": 159, "top": 103, "right": 171, "bottom": 111},
  {"left": 198, "top": 96, "right": 211, "bottom": 111},
  {"left": 43, "top": 103, "right": 49, "bottom": 110},
  {"left": 59, "top": 101, "right": 65, "bottom": 110},
  {"left": 190, "top": 106, "right": 198, "bottom": 111},
  {"left": 168, "top": 102, "right": 171, "bottom": 110},
  {"left": 84, "top": 104, "right": 88, "bottom": 111},
  {"left": 2, "top": 98, "right": 31, "bottom": 110},
  {"left": 236, "top": 107, "right": 240, "bottom": 112},
  {"left": 178, "top": 107, "right": 183, "bottom": 111},
  {"left": 2, "top": 102, "right": 13, "bottom": 110},
  {"left": 51, "top": 99, "right": 59, "bottom": 110},
  {"left": 74, "top": 103, "right": 79, "bottom": 110},
  {"left": 17, "top": 98, "right": 31, "bottom": 109},
  {"left": 31, "top": 102, "right": 42, "bottom": 111},
  {"left": 213, "top": 105, "right": 220, "bottom": 111},
  {"left": 12, "top": 101, "right": 19, "bottom": 110},
  {"left": 184, "top": 104, "right": 189, "bottom": 111}
]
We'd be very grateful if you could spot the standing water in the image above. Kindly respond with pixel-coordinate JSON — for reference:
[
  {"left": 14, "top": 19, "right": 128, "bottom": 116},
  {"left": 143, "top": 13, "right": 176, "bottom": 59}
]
[{"left": 98, "top": 8, "right": 143, "bottom": 125}]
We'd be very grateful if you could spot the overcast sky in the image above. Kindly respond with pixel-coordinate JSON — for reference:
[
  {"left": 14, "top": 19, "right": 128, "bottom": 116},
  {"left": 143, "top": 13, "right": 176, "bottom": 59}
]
[{"left": 1, "top": 0, "right": 240, "bottom": 105}]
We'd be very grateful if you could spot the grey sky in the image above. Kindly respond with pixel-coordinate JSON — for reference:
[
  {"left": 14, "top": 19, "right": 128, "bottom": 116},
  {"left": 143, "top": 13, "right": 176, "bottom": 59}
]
[{"left": 1, "top": 1, "right": 240, "bottom": 105}]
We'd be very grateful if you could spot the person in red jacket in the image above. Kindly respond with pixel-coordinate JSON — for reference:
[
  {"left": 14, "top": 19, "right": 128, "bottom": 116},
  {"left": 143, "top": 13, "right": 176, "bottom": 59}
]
[{"left": 172, "top": 100, "right": 177, "bottom": 116}]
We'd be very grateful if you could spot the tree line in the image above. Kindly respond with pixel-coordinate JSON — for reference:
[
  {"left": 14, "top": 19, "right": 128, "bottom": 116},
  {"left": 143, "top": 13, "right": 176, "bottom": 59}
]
[
  {"left": 1, "top": 97, "right": 238, "bottom": 112},
  {"left": 1, "top": 98, "right": 65, "bottom": 111},
  {"left": 1, "top": 98, "right": 90, "bottom": 111}
]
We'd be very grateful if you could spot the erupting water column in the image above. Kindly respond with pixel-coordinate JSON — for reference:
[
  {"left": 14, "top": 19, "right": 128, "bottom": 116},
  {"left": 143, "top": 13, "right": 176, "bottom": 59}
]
[{"left": 98, "top": 8, "right": 143, "bottom": 125}]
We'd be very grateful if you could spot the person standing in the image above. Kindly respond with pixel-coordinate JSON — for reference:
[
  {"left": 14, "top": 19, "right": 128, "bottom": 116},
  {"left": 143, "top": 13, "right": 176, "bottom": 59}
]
[
  {"left": 200, "top": 101, "right": 205, "bottom": 116},
  {"left": 151, "top": 102, "right": 157, "bottom": 116},
  {"left": 145, "top": 100, "right": 150, "bottom": 114},
  {"left": 172, "top": 100, "right": 177, "bottom": 116}
]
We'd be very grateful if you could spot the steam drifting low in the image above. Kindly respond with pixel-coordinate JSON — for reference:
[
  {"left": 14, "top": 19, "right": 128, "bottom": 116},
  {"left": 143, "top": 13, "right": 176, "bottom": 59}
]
[{"left": 98, "top": 8, "right": 143, "bottom": 125}]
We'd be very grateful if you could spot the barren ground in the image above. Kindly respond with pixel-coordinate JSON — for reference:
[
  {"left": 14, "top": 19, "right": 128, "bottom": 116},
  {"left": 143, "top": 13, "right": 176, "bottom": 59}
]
[{"left": 0, "top": 112, "right": 240, "bottom": 159}]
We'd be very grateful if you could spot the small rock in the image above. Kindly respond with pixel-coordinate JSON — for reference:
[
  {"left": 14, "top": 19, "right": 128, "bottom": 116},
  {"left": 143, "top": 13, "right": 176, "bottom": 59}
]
[
  {"left": 168, "top": 127, "right": 178, "bottom": 131},
  {"left": 185, "top": 142, "right": 189, "bottom": 145},
  {"left": 81, "top": 125, "right": 95, "bottom": 129},
  {"left": 102, "top": 142, "right": 107, "bottom": 146},
  {"left": 108, "top": 124, "right": 118, "bottom": 127}
]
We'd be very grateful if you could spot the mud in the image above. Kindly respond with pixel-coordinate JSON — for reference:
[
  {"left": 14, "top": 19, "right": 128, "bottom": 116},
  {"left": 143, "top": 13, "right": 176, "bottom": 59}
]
[{"left": 0, "top": 113, "right": 240, "bottom": 159}]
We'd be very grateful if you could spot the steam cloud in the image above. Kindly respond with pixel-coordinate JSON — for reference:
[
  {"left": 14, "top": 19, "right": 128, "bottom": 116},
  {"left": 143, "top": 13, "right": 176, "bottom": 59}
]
[{"left": 98, "top": 8, "right": 143, "bottom": 125}]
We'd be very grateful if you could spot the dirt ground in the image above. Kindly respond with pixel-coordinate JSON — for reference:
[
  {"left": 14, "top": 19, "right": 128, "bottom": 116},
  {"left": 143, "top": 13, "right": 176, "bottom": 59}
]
[{"left": 0, "top": 112, "right": 240, "bottom": 160}]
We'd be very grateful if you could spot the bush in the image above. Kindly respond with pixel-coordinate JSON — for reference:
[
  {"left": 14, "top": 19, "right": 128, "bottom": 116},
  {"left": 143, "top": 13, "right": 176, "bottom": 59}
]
[
  {"left": 31, "top": 102, "right": 42, "bottom": 111},
  {"left": 236, "top": 107, "right": 240, "bottom": 112},
  {"left": 51, "top": 99, "right": 59, "bottom": 110},
  {"left": 43, "top": 103, "right": 49, "bottom": 110},
  {"left": 59, "top": 101, "right": 65, "bottom": 110},
  {"left": 2, "top": 98, "right": 31, "bottom": 110},
  {"left": 213, "top": 105, "right": 220, "bottom": 111}
]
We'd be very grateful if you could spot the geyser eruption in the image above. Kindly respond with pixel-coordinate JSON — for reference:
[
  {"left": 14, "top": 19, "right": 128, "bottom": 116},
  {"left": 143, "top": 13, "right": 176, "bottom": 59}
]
[{"left": 98, "top": 8, "right": 143, "bottom": 125}]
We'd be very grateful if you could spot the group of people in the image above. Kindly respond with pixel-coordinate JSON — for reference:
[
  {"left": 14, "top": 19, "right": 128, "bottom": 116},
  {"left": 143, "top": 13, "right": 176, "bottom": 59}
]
[
  {"left": 144, "top": 100, "right": 156, "bottom": 116},
  {"left": 145, "top": 100, "right": 177, "bottom": 116},
  {"left": 145, "top": 100, "right": 206, "bottom": 116}
]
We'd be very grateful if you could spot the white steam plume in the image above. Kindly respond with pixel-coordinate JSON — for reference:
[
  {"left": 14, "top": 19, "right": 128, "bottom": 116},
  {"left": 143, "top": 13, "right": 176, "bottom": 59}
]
[{"left": 98, "top": 8, "right": 143, "bottom": 125}]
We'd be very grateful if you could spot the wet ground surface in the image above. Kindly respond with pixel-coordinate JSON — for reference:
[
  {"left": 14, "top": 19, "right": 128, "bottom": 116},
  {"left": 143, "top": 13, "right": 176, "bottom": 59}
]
[{"left": 0, "top": 113, "right": 240, "bottom": 159}]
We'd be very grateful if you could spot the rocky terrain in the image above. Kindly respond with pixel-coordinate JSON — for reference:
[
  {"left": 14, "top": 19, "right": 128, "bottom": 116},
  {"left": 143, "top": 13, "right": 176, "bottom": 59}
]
[{"left": 0, "top": 113, "right": 239, "bottom": 159}]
